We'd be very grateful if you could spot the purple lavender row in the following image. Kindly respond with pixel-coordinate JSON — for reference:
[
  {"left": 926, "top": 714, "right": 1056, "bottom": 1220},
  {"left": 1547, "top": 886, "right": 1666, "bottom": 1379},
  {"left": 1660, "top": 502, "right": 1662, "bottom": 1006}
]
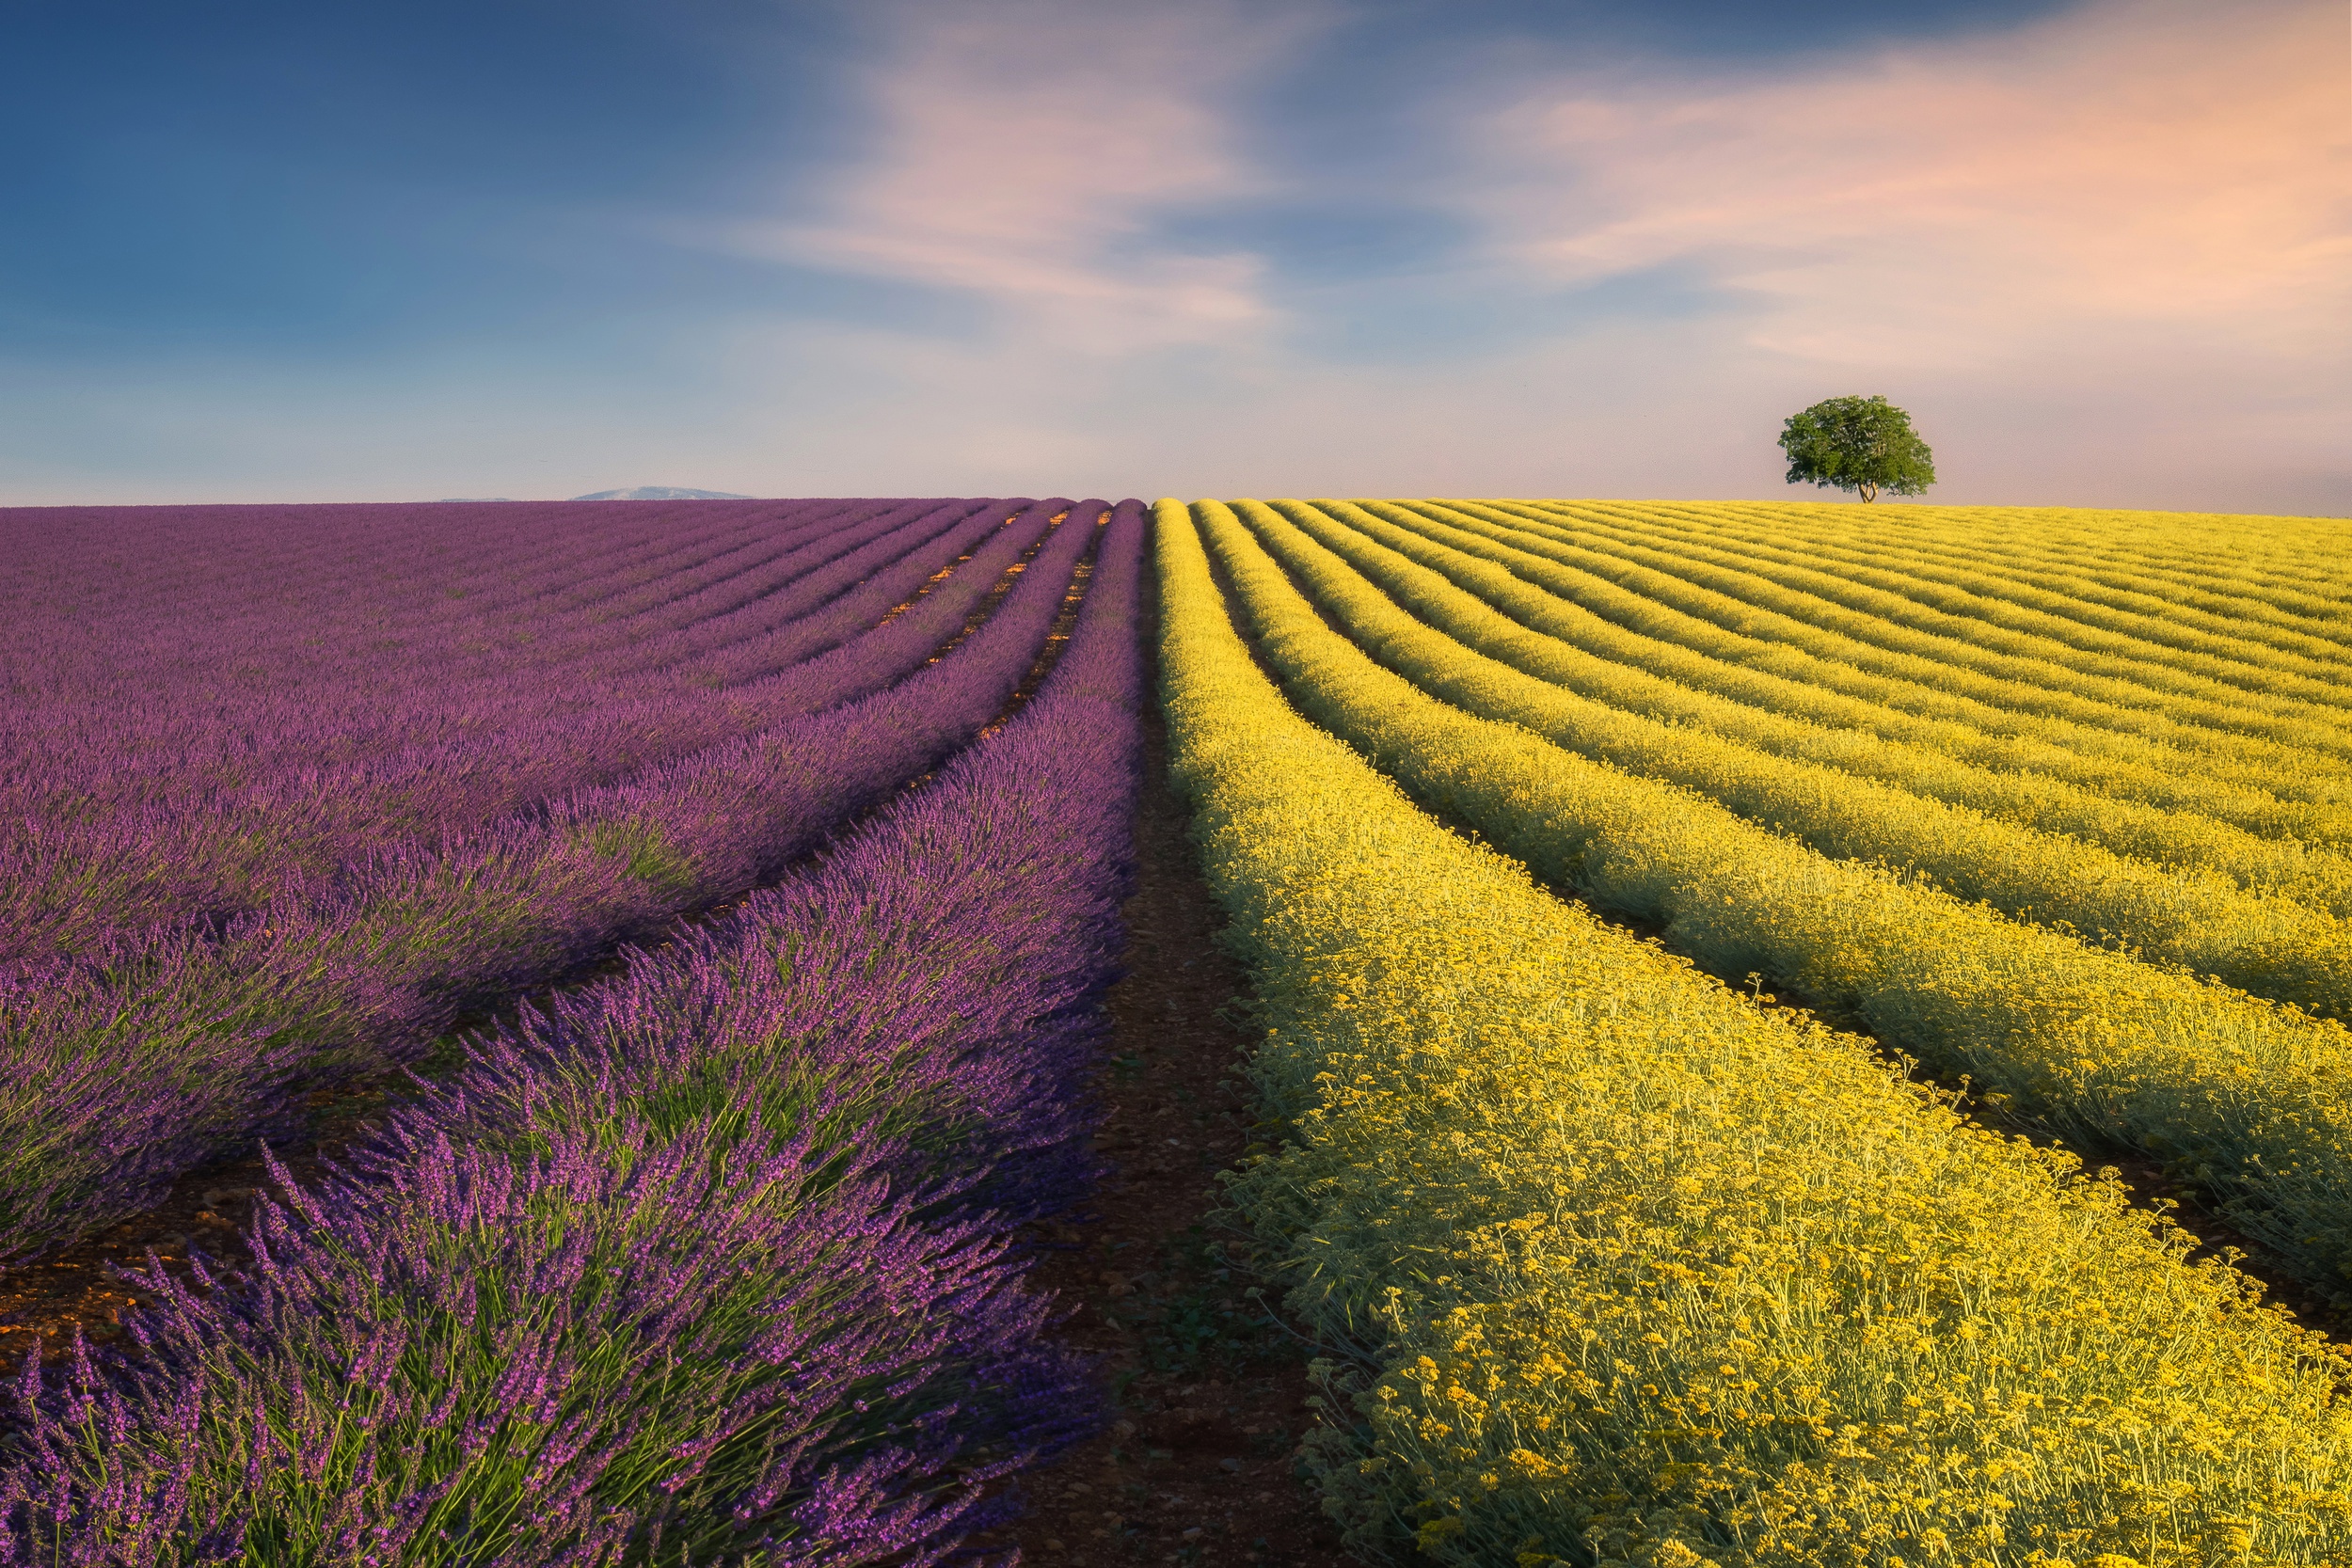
[
  {"left": 0, "top": 499, "right": 855, "bottom": 874},
  {"left": 1, "top": 499, "right": 1037, "bottom": 974},
  {"left": 105, "top": 489, "right": 1045, "bottom": 877},
  {"left": 0, "top": 493, "right": 1068, "bottom": 1175},
  {"left": 401, "top": 500, "right": 1144, "bottom": 1230},
  {"left": 0, "top": 500, "right": 828, "bottom": 722},
  {"left": 0, "top": 500, "right": 1104, "bottom": 1262},
  {"left": 731, "top": 499, "right": 1093, "bottom": 712},
  {"left": 0, "top": 497, "right": 885, "bottom": 655},
  {"left": 0, "top": 501, "right": 931, "bottom": 915},
  {"left": 404, "top": 498, "right": 932, "bottom": 679},
  {"left": 0, "top": 499, "right": 897, "bottom": 825},
  {"left": 295, "top": 497, "right": 961, "bottom": 684},
  {"left": 673, "top": 500, "right": 1036, "bottom": 688},
  {"left": 16, "top": 499, "right": 1022, "bottom": 957},
  {"left": 0, "top": 502, "right": 1149, "bottom": 1563},
  {"left": 1, "top": 501, "right": 1025, "bottom": 961},
  {"left": 67, "top": 499, "right": 966, "bottom": 814},
  {"left": 0, "top": 496, "right": 915, "bottom": 839},
  {"left": 185, "top": 496, "right": 1030, "bottom": 841},
  {"left": 0, "top": 499, "right": 698, "bottom": 617},
  {"left": 597, "top": 499, "right": 988, "bottom": 674}
]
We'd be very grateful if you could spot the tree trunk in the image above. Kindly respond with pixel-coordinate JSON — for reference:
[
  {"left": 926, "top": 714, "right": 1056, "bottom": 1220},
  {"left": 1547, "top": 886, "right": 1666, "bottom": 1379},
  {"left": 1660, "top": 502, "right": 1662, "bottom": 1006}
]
[{"left": 1858, "top": 483, "right": 1879, "bottom": 502}]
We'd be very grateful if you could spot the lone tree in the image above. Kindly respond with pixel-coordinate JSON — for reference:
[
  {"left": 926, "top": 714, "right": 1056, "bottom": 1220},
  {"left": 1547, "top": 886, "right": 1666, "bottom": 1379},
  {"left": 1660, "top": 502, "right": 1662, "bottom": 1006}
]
[{"left": 1777, "top": 394, "right": 1935, "bottom": 502}]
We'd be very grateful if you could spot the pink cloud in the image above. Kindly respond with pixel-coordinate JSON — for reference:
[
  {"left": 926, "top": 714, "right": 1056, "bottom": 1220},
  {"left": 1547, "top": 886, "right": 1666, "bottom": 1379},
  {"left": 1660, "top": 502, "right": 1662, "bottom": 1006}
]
[
  {"left": 713, "top": 0, "right": 1323, "bottom": 355},
  {"left": 1472, "top": 0, "right": 2350, "bottom": 372}
]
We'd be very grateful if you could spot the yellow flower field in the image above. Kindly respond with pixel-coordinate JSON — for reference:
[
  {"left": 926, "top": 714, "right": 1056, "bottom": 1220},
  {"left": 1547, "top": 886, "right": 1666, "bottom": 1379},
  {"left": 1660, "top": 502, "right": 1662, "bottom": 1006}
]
[{"left": 1157, "top": 496, "right": 2352, "bottom": 1562}]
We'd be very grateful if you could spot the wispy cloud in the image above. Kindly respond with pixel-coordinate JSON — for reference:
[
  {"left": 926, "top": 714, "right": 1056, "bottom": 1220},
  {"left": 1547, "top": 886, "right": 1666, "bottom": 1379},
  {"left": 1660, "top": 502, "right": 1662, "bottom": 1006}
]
[
  {"left": 1465, "top": 0, "right": 2350, "bottom": 372},
  {"left": 711, "top": 0, "right": 1325, "bottom": 355}
]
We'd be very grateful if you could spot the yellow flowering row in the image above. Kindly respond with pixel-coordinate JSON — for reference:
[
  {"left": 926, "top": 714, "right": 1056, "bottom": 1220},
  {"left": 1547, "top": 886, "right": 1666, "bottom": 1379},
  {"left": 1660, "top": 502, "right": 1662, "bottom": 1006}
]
[
  {"left": 1694, "top": 499, "right": 2329, "bottom": 583},
  {"left": 1321, "top": 500, "right": 2348, "bottom": 850},
  {"left": 1249, "top": 498, "right": 2352, "bottom": 925},
  {"left": 1850, "top": 505, "right": 2352, "bottom": 616},
  {"left": 1515, "top": 499, "right": 2352, "bottom": 710},
  {"left": 1185, "top": 498, "right": 2352, "bottom": 1287},
  {"left": 1594, "top": 501, "right": 2352, "bottom": 674},
  {"left": 1663, "top": 502, "right": 2336, "bottom": 611},
  {"left": 1632, "top": 500, "right": 2352, "bottom": 662},
  {"left": 1154, "top": 498, "right": 2352, "bottom": 1567},
  {"left": 1375, "top": 498, "right": 2352, "bottom": 829},
  {"left": 1486, "top": 499, "right": 2352, "bottom": 741},
  {"left": 1377, "top": 499, "right": 2350, "bottom": 808}
]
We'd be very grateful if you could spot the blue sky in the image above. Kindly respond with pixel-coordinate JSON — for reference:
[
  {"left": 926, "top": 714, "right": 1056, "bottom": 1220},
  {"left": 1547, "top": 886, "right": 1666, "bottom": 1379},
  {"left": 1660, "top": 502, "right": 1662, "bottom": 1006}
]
[{"left": 4, "top": 0, "right": 2344, "bottom": 510}]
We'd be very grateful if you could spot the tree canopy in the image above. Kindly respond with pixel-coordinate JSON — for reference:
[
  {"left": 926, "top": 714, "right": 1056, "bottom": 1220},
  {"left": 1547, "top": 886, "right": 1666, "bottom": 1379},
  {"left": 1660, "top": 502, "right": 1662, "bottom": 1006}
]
[{"left": 1777, "top": 395, "right": 1936, "bottom": 502}]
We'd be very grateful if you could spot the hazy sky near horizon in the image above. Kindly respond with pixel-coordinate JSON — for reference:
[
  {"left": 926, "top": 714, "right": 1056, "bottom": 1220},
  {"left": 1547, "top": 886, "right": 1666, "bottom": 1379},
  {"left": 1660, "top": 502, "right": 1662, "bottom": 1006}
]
[{"left": 4, "top": 0, "right": 2346, "bottom": 511}]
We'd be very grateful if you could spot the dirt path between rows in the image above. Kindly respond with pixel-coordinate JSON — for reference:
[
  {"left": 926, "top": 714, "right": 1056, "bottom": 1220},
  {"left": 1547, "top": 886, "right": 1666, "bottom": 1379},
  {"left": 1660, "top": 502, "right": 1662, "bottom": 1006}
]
[{"left": 973, "top": 702, "right": 1357, "bottom": 1568}]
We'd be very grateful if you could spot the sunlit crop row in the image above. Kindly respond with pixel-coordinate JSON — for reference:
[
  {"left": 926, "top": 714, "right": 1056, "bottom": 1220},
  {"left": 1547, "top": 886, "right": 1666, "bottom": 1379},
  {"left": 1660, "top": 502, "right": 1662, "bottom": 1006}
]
[
  {"left": 1518, "top": 500, "right": 2352, "bottom": 706},
  {"left": 1603, "top": 501, "right": 2352, "bottom": 670},
  {"left": 1188, "top": 498, "right": 2352, "bottom": 1289},
  {"left": 1271, "top": 499, "right": 2352, "bottom": 911},
  {"left": 1489, "top": 499, "right": 2352, "bottom": 738},
  {"left": 1384, "top": 499, "right": 2352, "bottom": 804},
  {"left": 1156, "top": 498, "right": 2352, "bottom": 1566},
  {"left": 1664, "top": 502, "right": 2339, "bottom": 609},
  {"left": 1859, "top": 504, "right": 2352, "bottom": 611},
  {"left": 1376, "top": 499, "right": 2352, "bottom": 831},
  {"left": 1241, "top": 500, "right": 2352, "bottom": 986}
]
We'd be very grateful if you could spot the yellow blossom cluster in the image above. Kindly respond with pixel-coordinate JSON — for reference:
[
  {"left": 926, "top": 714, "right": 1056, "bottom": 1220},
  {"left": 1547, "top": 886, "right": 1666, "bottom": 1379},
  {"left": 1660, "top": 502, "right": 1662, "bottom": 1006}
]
[
  {"left": 1224, "top": 498, "right": 2352, "bottom": 1018},
  {"left": 1386, "top": 499, "right": 2345, "bottom": 825},
  {"left": 1266, "top": 499, "right": 2352, "bottom": 918},
  {"left": 1184, "top": 498, "right": 2352, "bottom": 1291},
  {"left": 1154, "top": 496, "right": 2352, "bottom": 1565},
  {"left": 1481, "top": 499, "right": 2352, "bottom": 770}
]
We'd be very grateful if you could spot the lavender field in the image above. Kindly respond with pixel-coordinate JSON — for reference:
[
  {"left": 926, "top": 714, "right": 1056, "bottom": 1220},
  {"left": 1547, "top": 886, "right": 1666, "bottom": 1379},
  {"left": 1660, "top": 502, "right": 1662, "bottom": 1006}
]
[{"left": 0, "top": 498, "right": 1147, "bottom": 1560}]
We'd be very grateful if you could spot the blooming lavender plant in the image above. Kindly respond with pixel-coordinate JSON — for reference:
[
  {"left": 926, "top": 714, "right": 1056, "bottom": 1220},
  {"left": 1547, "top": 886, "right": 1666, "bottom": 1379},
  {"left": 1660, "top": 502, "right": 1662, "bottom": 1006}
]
[
  {"left": 0, "top": 498, "right": 1020, "bottom": 960},
  {"left": 6, "top": 1123, "right": 1073, "bottom": 1567},
  {"left": 0, "top": 501, "right": 1149, "bottom": 1564},
  {"left": 0, "top": 500, "right": 1100, "bottom": 1260}
]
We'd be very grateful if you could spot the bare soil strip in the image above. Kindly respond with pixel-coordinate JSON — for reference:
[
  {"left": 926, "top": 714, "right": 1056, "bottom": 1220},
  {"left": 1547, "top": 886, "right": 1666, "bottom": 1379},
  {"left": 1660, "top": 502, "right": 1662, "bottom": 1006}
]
[{"left": 973, "top": 694, "right": 1357, "bottom": 1568}]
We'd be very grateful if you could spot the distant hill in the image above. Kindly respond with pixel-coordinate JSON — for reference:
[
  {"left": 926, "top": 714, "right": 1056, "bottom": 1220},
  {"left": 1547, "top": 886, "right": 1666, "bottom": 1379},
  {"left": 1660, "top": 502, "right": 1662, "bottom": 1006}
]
[{"left": 571, "top": 486, "right": 753, "bottom": 500}]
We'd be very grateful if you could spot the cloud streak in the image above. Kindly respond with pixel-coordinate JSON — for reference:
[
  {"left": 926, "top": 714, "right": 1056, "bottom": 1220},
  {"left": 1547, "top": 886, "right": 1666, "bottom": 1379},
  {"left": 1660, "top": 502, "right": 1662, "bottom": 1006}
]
[
  {"left": 1469, "top": 0, "right": 2351, "bottom": 372},
  {"left": 712, "top": 0, "right": 1325, "bottom": 355}
]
